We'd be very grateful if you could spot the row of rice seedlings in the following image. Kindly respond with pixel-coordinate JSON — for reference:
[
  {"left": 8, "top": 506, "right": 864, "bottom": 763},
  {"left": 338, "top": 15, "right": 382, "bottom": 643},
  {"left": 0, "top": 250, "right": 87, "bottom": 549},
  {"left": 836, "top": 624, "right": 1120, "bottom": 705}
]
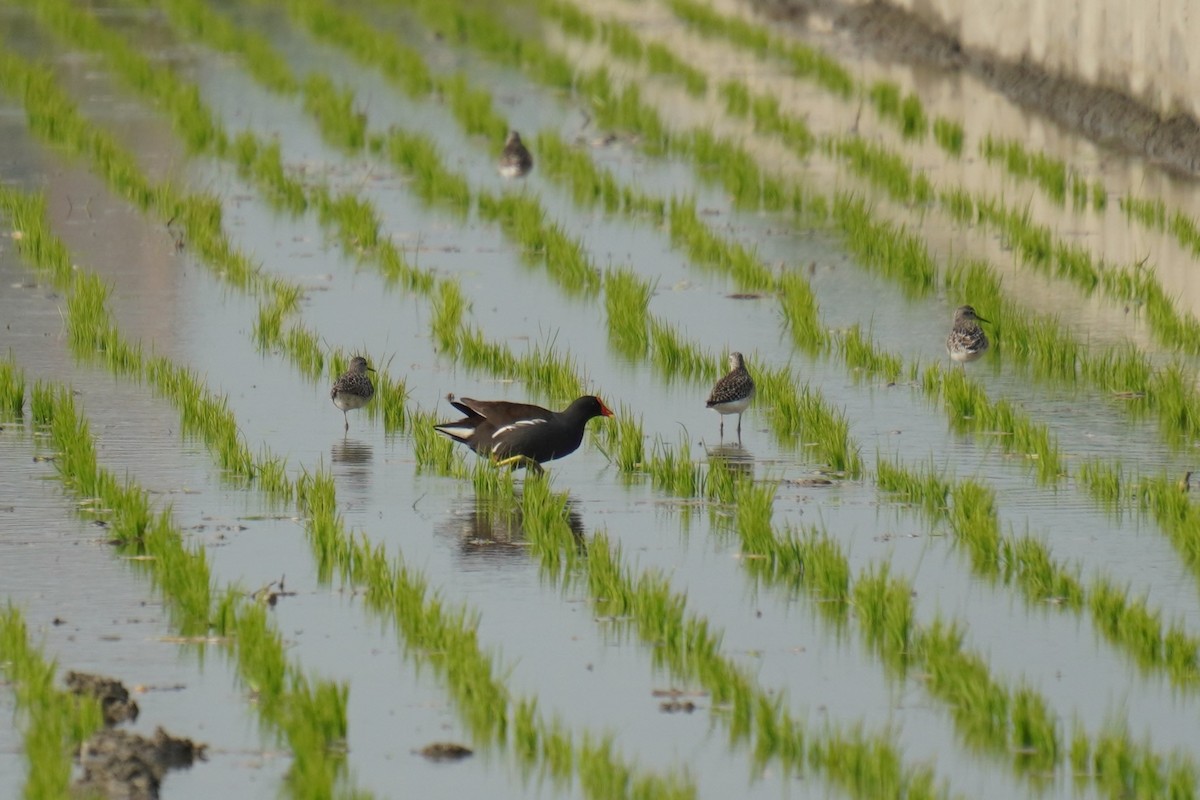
[
  {"left": 832, "top": 193, "right": 937, "bottom": 294},
  {"left": 382, "top": 129, "right": 471, "bottom": 215},
  {"left": 593, "top": 402, "right": 646, "bottom": 473},
  {"left": 535, "top": 133, "right": 665, "bottom": 217},
  {"left": 1121, "top": 194, "right": 1200, "bottom": 258},
  {"left": 17, "top": 0, "right": 227, "bottom": 155},
  {"left": 537, "top": 0, "right": 706, "bottom": 96},
  {"left": 645, "top": 434, "right": 703, "bottom": 497},
  {"left": 0, "top": 52, "right": 264, "bottom": 293},
  {"left": 292, "top": 465, "right": 695, "bottom": 797},
  {"left": 826, "top": 135, "right": 931, "bottom": 206},
  {"left": 477, "top": 192, "right": 603, "bottom": 296},
  {"left": 660, "top": 0, "right": 854, "bottom": 98},
  {"left": 29, "top": 379, "right": 356, "bottom": 792},
  {"left": 0, "top": 185, "right": 292, "bottom": 497},
  {"left": 754, "top": 363, "right": 864, "bottom": 476},
  {"left": 878, "top": 456, "right": 1200, "bottom": 687},
  {"left": 867, "top": 81, "right": 927, "bottom": 140},
  {"left": 0, "top": 607, "right": 105, "bottom": 797},
  {"left": 1085, "top": 718, "right": 1199, "bottom": 796},
  {"left": 729, "top": 481, "right": 1199, "bottom": 788},
  {"left": 716, "top": 80, "right": 815, "bottom": 158},
  {"left": 980, "top": 133, "right": 1069, "bottom": 205},
  {"left": 834, "top": 324, "right": 903, "bottom": 383},
  {"left": 667, "top": 197, "right": 776, "bottom": 290},
  {"left": 0, "top": 357, "right": 25, "bottom": 419},
  {"left": 602, "top": 267, "right": 653, "bottom": 358}
]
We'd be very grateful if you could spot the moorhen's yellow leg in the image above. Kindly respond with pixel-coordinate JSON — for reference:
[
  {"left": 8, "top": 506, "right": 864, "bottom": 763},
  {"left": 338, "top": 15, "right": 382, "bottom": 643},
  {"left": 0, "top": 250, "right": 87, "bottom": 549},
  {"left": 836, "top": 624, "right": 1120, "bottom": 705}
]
[{"left": 494, "top": 454, "right": 544, "bottom": 474}]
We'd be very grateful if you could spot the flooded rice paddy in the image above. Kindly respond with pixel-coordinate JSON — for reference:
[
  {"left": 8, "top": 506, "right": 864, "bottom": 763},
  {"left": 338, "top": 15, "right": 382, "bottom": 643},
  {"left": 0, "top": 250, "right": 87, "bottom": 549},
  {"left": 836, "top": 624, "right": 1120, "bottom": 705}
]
[{"left": 3, "top": 0, "right": 1200, "bottom": 797}]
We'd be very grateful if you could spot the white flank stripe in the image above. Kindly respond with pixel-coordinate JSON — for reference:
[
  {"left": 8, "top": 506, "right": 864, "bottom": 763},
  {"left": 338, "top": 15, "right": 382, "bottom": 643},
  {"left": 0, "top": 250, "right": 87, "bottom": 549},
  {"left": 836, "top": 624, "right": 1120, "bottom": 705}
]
[{"left": 493, "top": 418, "right": 547, "bottom": 438}]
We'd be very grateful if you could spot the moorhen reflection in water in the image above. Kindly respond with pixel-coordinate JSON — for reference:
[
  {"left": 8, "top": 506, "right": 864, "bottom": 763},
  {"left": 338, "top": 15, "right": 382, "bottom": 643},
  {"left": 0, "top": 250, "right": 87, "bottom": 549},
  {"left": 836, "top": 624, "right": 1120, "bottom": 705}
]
[{"left": 438, "top": 492, "right": 587, "bottom": 567}]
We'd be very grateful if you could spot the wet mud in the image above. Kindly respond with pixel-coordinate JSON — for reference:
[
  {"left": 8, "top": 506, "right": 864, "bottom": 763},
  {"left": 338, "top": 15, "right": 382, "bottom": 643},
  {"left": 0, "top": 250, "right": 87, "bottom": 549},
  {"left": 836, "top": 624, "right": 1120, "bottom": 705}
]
[
  {"left": 751, "top": 0, "right": 1200, "bottom": 175},
  {"left": 66, "top": 673, "right": 204, "bottom": 800},
  {"left": 75, "top": 727, "right": 206, "bottom": 800}
]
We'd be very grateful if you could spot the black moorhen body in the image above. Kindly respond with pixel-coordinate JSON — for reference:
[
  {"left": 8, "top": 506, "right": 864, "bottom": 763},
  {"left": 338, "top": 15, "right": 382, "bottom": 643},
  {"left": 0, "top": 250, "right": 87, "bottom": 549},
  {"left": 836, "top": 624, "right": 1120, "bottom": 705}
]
[{"left": 435, "top": 395, "right": 613, "bottom": 470}]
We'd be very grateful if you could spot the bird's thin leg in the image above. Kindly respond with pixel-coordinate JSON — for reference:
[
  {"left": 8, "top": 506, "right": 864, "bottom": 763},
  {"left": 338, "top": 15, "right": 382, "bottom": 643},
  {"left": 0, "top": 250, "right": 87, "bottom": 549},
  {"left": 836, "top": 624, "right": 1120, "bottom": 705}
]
[
  {"left": 494, "top": 454, "right": 544, "bottom": 474},
  {"left": 343, "top": 411, "right": 350, "bottom": 432},
  {"left": 719, "top": 417, "right": 724, "bottom": 439}
]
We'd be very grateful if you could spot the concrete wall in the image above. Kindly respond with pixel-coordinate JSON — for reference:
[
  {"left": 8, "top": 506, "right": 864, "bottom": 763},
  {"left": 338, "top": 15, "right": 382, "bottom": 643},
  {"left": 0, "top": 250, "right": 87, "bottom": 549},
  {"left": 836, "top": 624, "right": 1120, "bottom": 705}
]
[{"left": 887, "top": 0, "right": 1199, "bottom": 119}]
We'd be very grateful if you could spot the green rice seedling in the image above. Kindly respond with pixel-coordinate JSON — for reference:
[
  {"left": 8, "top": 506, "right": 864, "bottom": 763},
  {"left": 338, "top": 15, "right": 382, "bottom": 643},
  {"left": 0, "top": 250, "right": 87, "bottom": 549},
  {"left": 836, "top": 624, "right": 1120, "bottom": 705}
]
[
  {"left": 373, "top": 370, "right": 410, "bottom": 433},
  {"left": 232, "top": 132, "right": 308, "bottom": 215},
  {"left": 875, "top": 456, "right": 950, "bottom": 517},
  {"left": 998, "top": 535, "right": 1084, "bottom": 610},
  {"left": 647, "top": 319, "right": 716, "bottom": 383},
  {"left": 385, "top": 130, "right": 471, "bottom": 214},
  {"left": 777, "top": 270, "right": 826, "bottom": 354},
  {"left": 932, "top": 117, "right": 964, "bottom": 156},
  {"left": 477, "top": 191, "right": 601, "bottom": 297},
  {"left": 286, "top": 0, "right": 433, "bottom": 97},
  {"left": 155, "top": 0, "right": 298, "bottom": 94},
  {"left": 30, "top": 380, "right": 55, "bottom": 427},
  {"left": 0, "top": 607, "right": 105, "bottom": 798},
  {"left": 647, "top": 436, "right": 701, "bottom": 497},
  {"left": 948, "top": 481, "right": 1001, "bottom": 576},
  {"left": 664, "top": 0, "right": 853, "bottom": 96},
  {"left": 594, "top": 403, "right": 645, "bottom": 473},
  {"left": 1076, "top": 458, "right": 1124, "bottom": 510},
  {"left": 913, "top": 618, "right": 1009, "bottom": 754},
  {"left": 253, "top": 448, "right": 294, "bottom": 504},
  {"left": 411, "top": 410, "right": 468, "bottom": 476},
  {"left": 0, "top": 358, "right": 25, "bottom": 420},
  {"left": 667, "top": 198, "right": 775, "bottom": 289},
  {"left": 835, "top": 325, "right": 902, "bottom": 383},
  {"left": 833, "top": 136, "right": 934, "bottom": 205},
  {"left": 302, "top": 73, "right": 367, "bottom": 152},
  {"left": 980, "top": 134, "right": 1067, "bottom": 204},
  {"left": 852, "top": 562, "right": 912, "bottom": 671},
  {"left": 719, "top": 79, "right": 752, "bottom": 119},
  {"left": 602, "top": 267, "right": 653, "bottom": 358},
  {"left": 832, "top": 193, "right": 936, "bottom": 295},
  {"left": 734, "top": 478, "right": 777, "bottom": 554},
  {"left": 439, "top": 72, "right": 507, "bottom": 140}
]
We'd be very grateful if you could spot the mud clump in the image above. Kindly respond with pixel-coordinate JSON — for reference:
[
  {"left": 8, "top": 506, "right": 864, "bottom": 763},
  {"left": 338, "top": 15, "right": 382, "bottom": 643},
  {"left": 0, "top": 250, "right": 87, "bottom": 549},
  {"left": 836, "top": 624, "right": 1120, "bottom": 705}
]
[
  {"left": 74, "top": 727, "right": 206, "bottom": 800},
  {"left": 64, "top": 671, "right": 205, "bottom": 799},
  {"left": 65, "top": 671, "right": 139, "bottom": 727},
  {"left": 417, "top": 742, "right": 473, "bottom": 762}
]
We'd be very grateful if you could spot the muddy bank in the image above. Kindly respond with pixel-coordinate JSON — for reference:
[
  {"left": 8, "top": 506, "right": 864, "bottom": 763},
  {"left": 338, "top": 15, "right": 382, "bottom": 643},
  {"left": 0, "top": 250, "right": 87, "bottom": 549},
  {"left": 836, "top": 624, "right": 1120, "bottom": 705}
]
[{"left": 750, "top": 0, "right": 1200, "bottom": 175}]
